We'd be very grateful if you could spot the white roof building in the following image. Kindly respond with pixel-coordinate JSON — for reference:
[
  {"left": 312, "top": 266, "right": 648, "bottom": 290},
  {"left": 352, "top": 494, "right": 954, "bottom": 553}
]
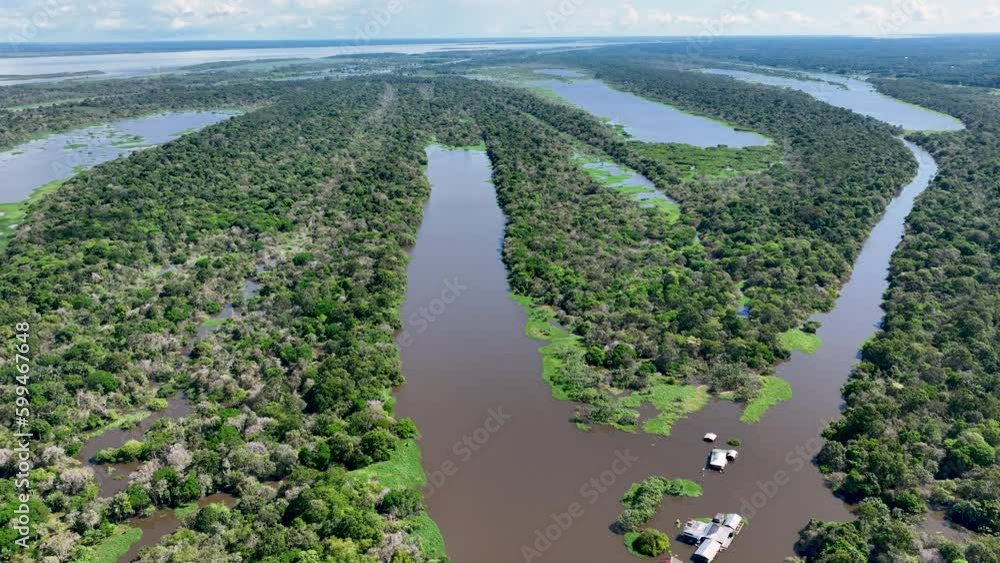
[
  {"left": 681, "top": 513, "right": 745, "bottom": 562},
  {"left": 693, "top": 539, "right": 722, "bottom": 562},
  {"left": 709, "top": 448, "right": 729, "bottom": 471}
]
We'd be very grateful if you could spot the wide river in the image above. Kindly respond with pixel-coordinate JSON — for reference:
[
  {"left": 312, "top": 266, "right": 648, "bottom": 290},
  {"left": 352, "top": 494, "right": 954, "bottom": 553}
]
[
  {"left": 0, "top": 41, "right": 613, "bottom": 85},
  {"left": 394, "top": 70, "right": 961, "bottom": 563},
  {"left": 0, "top": 111, "right": 235, "bottom": 202},
  {"left": 533, "top": 69, "right": 769, "bottom": 148}
]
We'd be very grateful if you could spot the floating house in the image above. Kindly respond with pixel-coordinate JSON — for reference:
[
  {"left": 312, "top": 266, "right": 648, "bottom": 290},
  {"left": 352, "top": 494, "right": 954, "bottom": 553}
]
[
  {"left": 708, "top": 449, "right": 739, "bottom": 471},
  {"left": 682, "top": 513, "right": 745, "bottom": 563},
  {"left": 708, "top": 449, "right": 728, "bottom": 471},
  {"left": 703, "top": 433, "right": 718, "bottom": 442},
  {"left": 694, "top": 540, "right": 721, "bottom": 562}
]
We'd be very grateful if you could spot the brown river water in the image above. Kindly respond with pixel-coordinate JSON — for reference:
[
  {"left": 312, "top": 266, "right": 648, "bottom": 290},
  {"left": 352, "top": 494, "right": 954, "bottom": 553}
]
[
  {"left": 393, "top": 138, "right": 939, "bottom": 563},
  {"left": 76, "top": 392, "right": 193, "bottom": 498}
]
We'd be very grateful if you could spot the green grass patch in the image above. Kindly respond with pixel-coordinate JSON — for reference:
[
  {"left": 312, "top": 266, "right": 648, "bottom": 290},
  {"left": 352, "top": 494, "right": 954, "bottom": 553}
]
[
  {"left": 620, "top": 379, "right": 709, "bottom": 436},
  {"left": 349, "top": 441, "right": 447, "bottom": 559},
  {"left": 613, "top": 185, "right": 651, "bottom": 196},
  {"left": 528, "top": 84, "right": 577, "bottom": 107},
  {"left": 347, "top": 439, "right": 425, "bottom": 490},
  {"left": 510, "top": 293, "right": 583, "bottom": 402},
  {"left": 740, "top": 376, "right": 793, "bottom": 423},
  {"left": 584, "top": 166, "right": 632, "bottom": 185},
  {"left": 623, "top": 531, "right": 643, "bottom": 557},
  {"left": 199, "top": 317, "right": 228, "bottom": 330},
  {"left": 577, "top": 154, "right": 681, "bottom": 226},
  {"left": 779, "top": 328, "right": 821, "bottom": 354},
  {"left": 409, "top": 512, "right": 447, "bottom": 560},
  {"left": 76, "top": 525, "right": 142, "bottom": 563},
  {"left": 0, "top": 178, "right": 68, "bottom": 250},
  {"left": 111, "top": 134, "right": 144, "bottom": 147},
  {"left": 632, "top": 142, "right": 781, "bottom": 182},
  {"left": 64, "top": 143, "right": 88, "bottom": 150},
  {"left": 174, "top": 502, "right": 199, "bottom": 519},
  {"left": 80, "top": 410, "right": 152, "bottom": 443},
  {"left": 641, "top": 198, "right": 681, "bottom": 225}
]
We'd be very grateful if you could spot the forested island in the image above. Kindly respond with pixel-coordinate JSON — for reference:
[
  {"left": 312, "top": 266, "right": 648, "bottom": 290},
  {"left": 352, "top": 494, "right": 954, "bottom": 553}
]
[{"left": 0, "top": 36, "right": 996, "bottom": 563}]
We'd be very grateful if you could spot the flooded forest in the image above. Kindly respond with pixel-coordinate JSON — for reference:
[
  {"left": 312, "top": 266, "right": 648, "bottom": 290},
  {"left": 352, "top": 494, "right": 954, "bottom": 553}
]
[{"left": 1, "top": 38, "right": 998, "bottom": 563}]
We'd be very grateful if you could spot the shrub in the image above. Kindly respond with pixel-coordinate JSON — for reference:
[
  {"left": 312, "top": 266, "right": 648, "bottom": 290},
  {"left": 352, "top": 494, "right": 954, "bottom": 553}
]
[
  {"left": 359, "top": 429, "right": 397, "bottom": 463},
  {"left": 394, "top": 418, "right": 419, "bottom": 439},
  {"left": 633, "top": 529, "right": 669, "bottom": 557},
  {"left": 292, "top": 252, "right": 315, "bottom": 266}
]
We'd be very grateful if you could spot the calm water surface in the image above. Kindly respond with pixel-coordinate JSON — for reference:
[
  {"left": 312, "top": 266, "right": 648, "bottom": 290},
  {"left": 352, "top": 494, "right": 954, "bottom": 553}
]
[
  {"left": 583, "top": 159, "right": 676, "bottom": 207},
  {"left": 76, "top": 393, "right": 192, "bottom": 498},
  {"left": 395, "top": 67, "right": 953, "bottom": 561},
  {"left": 0, "top": 42, "right": 609, "bottom": 84},
  {"left": 703, "top": 68, "right": 964, "bottom": 132},
  {"left": 0, "top": 111, "right": 235, "bottom": 203},
  {"left": 533, "top": 71, "right": 770, "bottom": 148}
]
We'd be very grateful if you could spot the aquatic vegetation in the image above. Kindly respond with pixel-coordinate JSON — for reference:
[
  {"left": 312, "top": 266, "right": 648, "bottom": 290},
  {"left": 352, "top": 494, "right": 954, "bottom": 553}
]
[
  {"left": 740, "top": 376, "right": 793, "bottom": 423},
  {"left": 779, "top": 328, "right": 822, "bottom": 354},
  {"left": 619, "top": 380, "right": 710, "bottom": 436},
  {"left": 0, "top": 178, "right": 66, "bottom": 250},
  {"left": 73, "top": 525, "right": 142, "bottom": 563},
  {"left": 616, "top": 476, "right": 703, "bottom": 532}
]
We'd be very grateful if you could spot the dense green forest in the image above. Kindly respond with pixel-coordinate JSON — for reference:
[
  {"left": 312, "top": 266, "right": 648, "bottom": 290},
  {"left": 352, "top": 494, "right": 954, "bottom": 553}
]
[
  {"left": 796, "top": 78, "right": 1000, "bottom": 562},
  {"left": 1, "top": 40, "right": 998, "bottom": 563},
  {"left": 0, "top": 52, "right": 424, "bottom": 151},
  {"left": 0, "top": 77, "right": 477, "bottom": 562},
  {"left": 0, "top": 75, "right": 281, "bottom": 151}
]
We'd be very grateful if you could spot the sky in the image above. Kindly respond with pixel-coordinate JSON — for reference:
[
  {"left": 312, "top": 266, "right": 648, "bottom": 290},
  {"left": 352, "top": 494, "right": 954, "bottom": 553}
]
[{"left": 3, "top": 0, "right": 999, "bottom": 43}]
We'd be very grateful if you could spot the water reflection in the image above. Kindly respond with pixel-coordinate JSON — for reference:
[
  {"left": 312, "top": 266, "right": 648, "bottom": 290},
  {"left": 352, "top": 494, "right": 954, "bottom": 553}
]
[{"left": 532, "top": 70, "right": 770, "bottom": 148}]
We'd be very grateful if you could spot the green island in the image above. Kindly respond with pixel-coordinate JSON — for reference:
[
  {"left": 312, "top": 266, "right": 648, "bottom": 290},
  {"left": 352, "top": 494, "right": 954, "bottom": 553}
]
[{"left": 615, "top": 476, "right": 703, "bottom": 558}]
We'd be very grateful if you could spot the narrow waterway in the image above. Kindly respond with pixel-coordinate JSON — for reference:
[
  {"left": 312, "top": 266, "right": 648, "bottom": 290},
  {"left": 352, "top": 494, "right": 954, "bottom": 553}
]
[
  {"left": 703, "top": 68, "right": 964, "bottom": 132},
  {"left": 531, "top": 70, "right": 770, "bottom": 148},
  {"left": 395, "top": 67, "right": 955, "bottom": 561},
  {"left": 117, "top": 492, "right": 237, "bottom": 563},
  {"left": 75, "top": 267, "right": 262, "bottom": 561},
  {"left": 75, "top": 393, "right": 192, "bottom": 498}
]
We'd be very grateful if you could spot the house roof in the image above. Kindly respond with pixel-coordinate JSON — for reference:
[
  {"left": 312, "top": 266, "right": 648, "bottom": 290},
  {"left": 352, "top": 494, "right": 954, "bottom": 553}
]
[{"left": 694, "top": 539, "right": 722, "bottom": 562}]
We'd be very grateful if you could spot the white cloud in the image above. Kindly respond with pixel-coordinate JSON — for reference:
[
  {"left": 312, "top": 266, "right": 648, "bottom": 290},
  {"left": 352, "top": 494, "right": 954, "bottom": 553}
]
[
  {"left": 0, "top": 0, "right": 991, "bottom": 41},
  {"left": 95, "top": 18, "right": 128, "bottom": 30},
  {"left": 975, "top": 3, "right": 1000, "bottom": 18},
  {"left": 647, "top": 9, "right": 673, "bottom": 25},
  {"left": 751, "top": 9, "right": 813, "bottom": 24},
  {"left": 620, "top": 3, "right": 640, "bottom": 27},
  {"left": 845, "top": 0, "right": 944, "bottom": 33}
]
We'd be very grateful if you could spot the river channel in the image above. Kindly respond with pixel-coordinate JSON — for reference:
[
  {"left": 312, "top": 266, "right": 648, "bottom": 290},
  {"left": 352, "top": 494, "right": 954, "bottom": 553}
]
[
  {"left": 393, "top": 68, "right": 960, "bottom": 563},
  {"left": 0, "top": 111, "right": 237, "bottom": 203}
]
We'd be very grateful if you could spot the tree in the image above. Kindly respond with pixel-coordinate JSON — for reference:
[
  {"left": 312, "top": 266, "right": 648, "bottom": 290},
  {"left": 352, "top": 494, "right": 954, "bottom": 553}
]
[
  {"left": 632, "top": 529, "right": 669, "bottom": 557},
  {"left": 359, "top": 429, "right": 397, "bottom": 463}
]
